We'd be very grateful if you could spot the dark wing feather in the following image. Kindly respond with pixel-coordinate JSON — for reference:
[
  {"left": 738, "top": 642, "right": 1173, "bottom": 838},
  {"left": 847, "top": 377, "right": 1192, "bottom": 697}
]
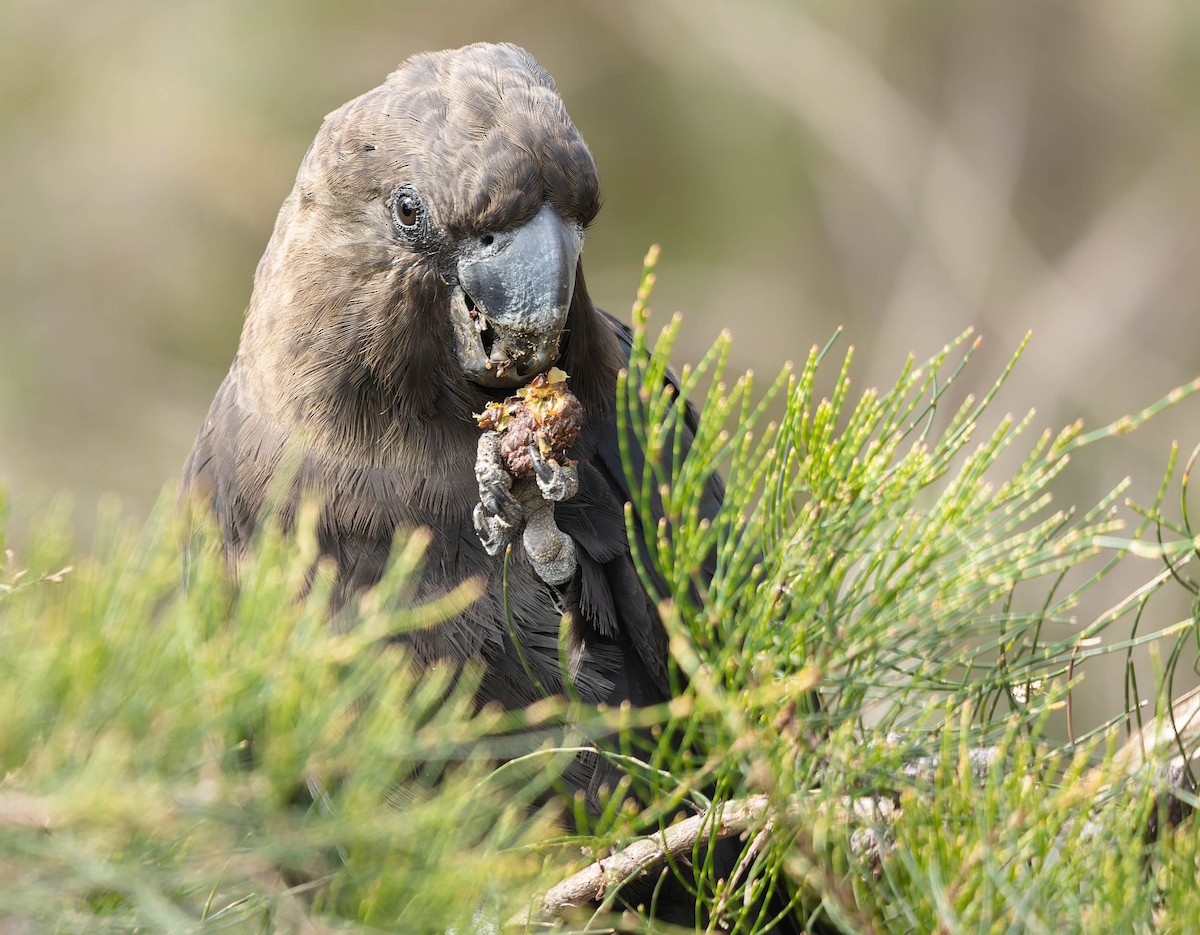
[
  {"left": 181, "top": 365, "right": 266, "bottom": 558},
  {"left": 553, "top": 311, "right": 726, "bottom": 704},
  {"left": 594, "top": 310, "right": 725, "bottom": 598}
]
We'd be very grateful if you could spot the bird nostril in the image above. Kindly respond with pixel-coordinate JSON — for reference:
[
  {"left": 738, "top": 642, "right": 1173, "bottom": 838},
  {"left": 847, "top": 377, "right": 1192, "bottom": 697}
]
[{"left": 480, "top": 234, "right": 494, "bottom": 247}]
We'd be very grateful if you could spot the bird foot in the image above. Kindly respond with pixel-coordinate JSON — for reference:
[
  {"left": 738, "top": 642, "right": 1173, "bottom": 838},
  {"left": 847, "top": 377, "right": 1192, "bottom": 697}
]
[
  {"left": 474, "top": 433, "right": 520, "bottom": 555},
  {"left": 475, "top": 434, "right": 520, "bottom": 519},
  {"left": 521, "top": 499, "right": 576, "bottom": 585},
  {"left": 474, "top": 432, "right": 578, "bottom": 584}
]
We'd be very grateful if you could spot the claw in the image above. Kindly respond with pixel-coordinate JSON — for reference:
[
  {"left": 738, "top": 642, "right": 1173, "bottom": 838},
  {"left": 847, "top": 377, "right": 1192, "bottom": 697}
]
[
  {"left": 528, "top": 445, "right": 578, "bottom": 502},
  {"left": 473, "top": 502, "right": 516, "bottom": 556},
  {"left": 530, "top": 446, "right": 557, "bottom": 485},
  {"left": 483, "top": 481, "right": 522, "bottom": 524}
]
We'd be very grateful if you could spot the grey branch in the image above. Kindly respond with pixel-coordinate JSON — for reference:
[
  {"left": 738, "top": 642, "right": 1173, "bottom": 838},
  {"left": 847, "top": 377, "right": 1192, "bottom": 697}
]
[
  {"left": 511, "top": 793, "right": 896, "bottom": 927},
  {"left": 511, "top": 794, "right": 775, "bottom": 926}
]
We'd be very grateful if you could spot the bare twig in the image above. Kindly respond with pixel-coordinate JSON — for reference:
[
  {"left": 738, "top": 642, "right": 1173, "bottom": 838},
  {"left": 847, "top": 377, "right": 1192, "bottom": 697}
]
[
  {"left": 513, "top": 795, "right": 772, "bottom": 925},
  {"left": 1067, "top": 687, "right": 1200, "bottom": 840},
  {"left": 1095, "top": 684, "right": 1200, "bottom": 782},
  {"left": 512, "top": 793, "right": 897, "bottom": 927}
]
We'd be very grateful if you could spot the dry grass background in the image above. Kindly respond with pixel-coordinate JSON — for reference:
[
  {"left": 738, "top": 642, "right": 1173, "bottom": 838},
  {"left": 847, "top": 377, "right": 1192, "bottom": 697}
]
[{"left": 4, "top": 0, "right": 1200, "bottom": 725}]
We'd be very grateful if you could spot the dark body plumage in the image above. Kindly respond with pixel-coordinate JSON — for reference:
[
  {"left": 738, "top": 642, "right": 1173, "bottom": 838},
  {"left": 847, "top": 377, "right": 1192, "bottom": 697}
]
[{"left": 183, "top": 43, "right": 721, "bottom": 728}]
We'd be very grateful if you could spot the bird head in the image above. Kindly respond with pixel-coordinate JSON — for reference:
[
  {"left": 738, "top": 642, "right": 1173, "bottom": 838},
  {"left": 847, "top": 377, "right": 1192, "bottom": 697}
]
[{"left": 245, "top": 42, "right": 604, "bottom": 437}]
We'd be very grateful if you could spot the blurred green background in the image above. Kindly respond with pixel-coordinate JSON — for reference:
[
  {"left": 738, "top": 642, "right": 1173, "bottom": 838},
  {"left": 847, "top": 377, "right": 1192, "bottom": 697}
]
[{"left": 4, "top": 0, "right": 1200, "bottom": 717}]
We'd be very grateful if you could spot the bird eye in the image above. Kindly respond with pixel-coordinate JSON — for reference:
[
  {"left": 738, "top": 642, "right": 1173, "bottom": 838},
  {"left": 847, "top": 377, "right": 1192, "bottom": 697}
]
[{"left": 389, "top": 185, "right": 424, "bottom": 234}]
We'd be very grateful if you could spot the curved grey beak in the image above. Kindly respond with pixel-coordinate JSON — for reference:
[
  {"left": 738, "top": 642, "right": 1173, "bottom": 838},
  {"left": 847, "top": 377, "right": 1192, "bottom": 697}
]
[{"left": 450, "top": 204, "right": 583, "bottom": 387}]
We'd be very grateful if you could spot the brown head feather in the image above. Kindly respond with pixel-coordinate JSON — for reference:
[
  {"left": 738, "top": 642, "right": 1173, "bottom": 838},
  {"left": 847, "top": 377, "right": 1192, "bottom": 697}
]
[{"left": 235, "top": 43, "right": 604, "bottom": 467}]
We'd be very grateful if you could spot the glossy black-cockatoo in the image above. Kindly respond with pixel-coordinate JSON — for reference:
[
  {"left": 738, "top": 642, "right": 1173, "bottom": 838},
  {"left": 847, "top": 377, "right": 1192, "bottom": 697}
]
[
  {"left": 183, "top": 40, "right": 724, "bottom": 715},
  {"left": 182, "top": 40, "right": 765, "bottom": 926}
]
